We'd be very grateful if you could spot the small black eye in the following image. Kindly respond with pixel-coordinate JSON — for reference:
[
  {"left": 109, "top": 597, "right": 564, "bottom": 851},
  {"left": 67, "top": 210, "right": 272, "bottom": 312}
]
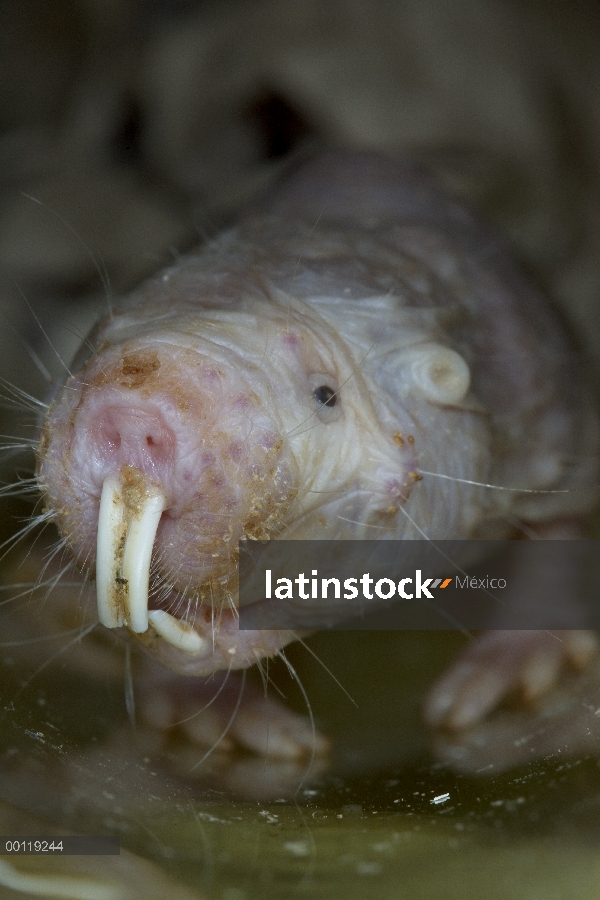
[
  {"left": 313, "top": 385, "right": 337, "bottom": 407},
  {"left": 309, "top": 373, "right": 342, "bottom": 423}
]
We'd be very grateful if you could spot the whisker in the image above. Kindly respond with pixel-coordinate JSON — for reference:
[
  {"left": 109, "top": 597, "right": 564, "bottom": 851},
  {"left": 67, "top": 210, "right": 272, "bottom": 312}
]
[
  {"left": 20, "top": 192, "right": 113, "bottom": 317},
  {"left": 0, "top": 434, "right": 37, "bottom": 446},
  {"left": 171, "top": 670, "right": 233, "bottom": 728},
  {"left": 14, "top": 285, "right": 74, "bottom": 380},
  {"left": 0, "top": 376, "right": 48, "bottom": 412},
  {"left": 0, "top": 510, "right": 53, "bottom": 560},
  {"left": 190, "top": 665, "right": 245, "bottom": 770},
  {"left": 125, "top": 643, "right": 135, "bottom": 728},
  {"left": 0, "top": 479, "right": 39, "bottom": 499},
  {"left": 12, "top": 623, "right": 97, "bottom": 698},
  {"left": 293, "top": 635, "right": 357, "bottom": 707},
  {"left": 336, "top": 515, "right": 386, "bottom": 529},
  {"left": 36, "top": 558, "right": 75, "bottom": 609},
  {"left": 0, "top": 308, "right": 53, "bottom": 383},
  {"left": 418, "top": 469, "right": 574, "bottom": 493},
  {"left": 396, "top": 502, "right": 559, "bottom": 638},
  {"left": 0, "top": 627, "right": 94, "bottom": 648},
  {"left": 502, "top": 515, "right": 545, "bottom": 540},
  {"left": 276, "top": 649, "right": 318, "bottom": 797},
  {"left": 0, "top": 575, "right": 84, "bottom": 606}
]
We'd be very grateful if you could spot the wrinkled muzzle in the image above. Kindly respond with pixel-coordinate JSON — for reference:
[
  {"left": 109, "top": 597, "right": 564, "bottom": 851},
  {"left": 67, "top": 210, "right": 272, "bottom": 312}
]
[{"left": 37, "top": 339, "right": 298, "bottom": 652}]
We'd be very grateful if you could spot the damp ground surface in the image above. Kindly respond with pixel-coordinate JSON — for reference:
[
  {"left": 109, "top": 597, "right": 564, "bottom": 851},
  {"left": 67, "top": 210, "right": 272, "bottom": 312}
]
[{"left": 3, "top": 618, "right": 600, "bottom": 899}]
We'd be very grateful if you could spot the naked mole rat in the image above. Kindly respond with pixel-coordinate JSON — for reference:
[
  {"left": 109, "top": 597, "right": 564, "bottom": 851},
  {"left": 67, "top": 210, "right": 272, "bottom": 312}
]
[{"left": 35, "top": 150, "right": 600, "bottom": 755}]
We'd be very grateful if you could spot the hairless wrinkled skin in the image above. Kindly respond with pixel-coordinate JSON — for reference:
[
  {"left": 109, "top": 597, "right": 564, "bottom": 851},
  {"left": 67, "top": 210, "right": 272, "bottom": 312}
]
[{"left": 37, "top": 151, "right": 599, "bottom": 760}]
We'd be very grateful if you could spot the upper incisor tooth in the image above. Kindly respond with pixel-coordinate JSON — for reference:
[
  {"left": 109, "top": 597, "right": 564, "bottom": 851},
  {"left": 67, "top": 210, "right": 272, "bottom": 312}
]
[
  {"left": 96, "top": 474, "right": 126, "bottom": 628},
  {"left": 96, "top": 467, "right": 165, "bottom": 633},
  {"left": 121, "top": 487, "right": 165, "bottom": 633}
]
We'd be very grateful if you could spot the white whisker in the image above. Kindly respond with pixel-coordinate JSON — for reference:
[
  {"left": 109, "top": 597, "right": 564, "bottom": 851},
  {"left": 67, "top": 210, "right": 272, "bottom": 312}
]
[
  {"left": 0, "top": 510, "right": 53, "bottom": 560},
  {"left": 20, "top": 193, "right": 113, "bottom": 317},
  {"left": 171, "top": 670, "right": 233, "bottom": 728},
  {"left": 12, "top": 623, "right": 97, "bottom": 698},
  {"left": 276, "top": 649, "right": 319, "bottom": 796},
  {"left": 0, "top": 376, "right": 49, "bottom": 412},
  {"left": 418, "top": 469, "right": 573, "bottom": 493},
  {"left": 0, "top": 627, "right": 93, "bottom": 648},
  {"left": 293, "top": 635, "right": 357, "bottom": 707},
  {"left": 124, "top": 643, "right": 135, "bottom": 728},
  {"left": 336, "top": 515, "right": 387, "bottom": 529},
  {"left": 190, "top": 665, "right": 244, "bottom": 770}
]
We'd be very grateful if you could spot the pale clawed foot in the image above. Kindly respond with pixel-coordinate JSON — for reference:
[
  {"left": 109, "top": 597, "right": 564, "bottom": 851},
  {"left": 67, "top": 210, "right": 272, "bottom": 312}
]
[
  {"left": 423, "top": 630, "right": 598, "bottom": 730},
  {"left": 137, "top": 671, "right": 331, "bottom": 760}
]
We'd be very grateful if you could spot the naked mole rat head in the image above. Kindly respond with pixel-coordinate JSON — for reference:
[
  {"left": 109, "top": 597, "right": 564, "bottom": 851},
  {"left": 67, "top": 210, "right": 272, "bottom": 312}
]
[{"left": 35, "top": 252, "right": 421, "bottom": 673}]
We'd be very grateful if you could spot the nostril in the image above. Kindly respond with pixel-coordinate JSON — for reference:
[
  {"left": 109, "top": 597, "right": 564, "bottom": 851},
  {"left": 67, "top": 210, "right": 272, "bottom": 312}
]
[{"left": 87, "top": 406, "right": 176, "bottom": 486}]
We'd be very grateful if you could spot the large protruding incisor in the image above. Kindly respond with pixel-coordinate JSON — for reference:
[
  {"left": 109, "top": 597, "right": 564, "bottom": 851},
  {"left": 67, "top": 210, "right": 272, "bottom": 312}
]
[{"left": 96, "top": 466, "right": 165, "bottom": 632}]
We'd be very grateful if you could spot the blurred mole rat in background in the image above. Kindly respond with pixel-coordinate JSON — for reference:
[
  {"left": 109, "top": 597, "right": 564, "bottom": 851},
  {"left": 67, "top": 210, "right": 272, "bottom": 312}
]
[{"left": 35, "top": 150, "right": 599, "bottom": 758}]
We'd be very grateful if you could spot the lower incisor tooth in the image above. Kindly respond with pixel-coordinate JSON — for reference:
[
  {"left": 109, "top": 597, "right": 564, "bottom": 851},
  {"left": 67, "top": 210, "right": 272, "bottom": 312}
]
[{"left": 148, "top": 610, "right": 207, "bottom": 655}]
